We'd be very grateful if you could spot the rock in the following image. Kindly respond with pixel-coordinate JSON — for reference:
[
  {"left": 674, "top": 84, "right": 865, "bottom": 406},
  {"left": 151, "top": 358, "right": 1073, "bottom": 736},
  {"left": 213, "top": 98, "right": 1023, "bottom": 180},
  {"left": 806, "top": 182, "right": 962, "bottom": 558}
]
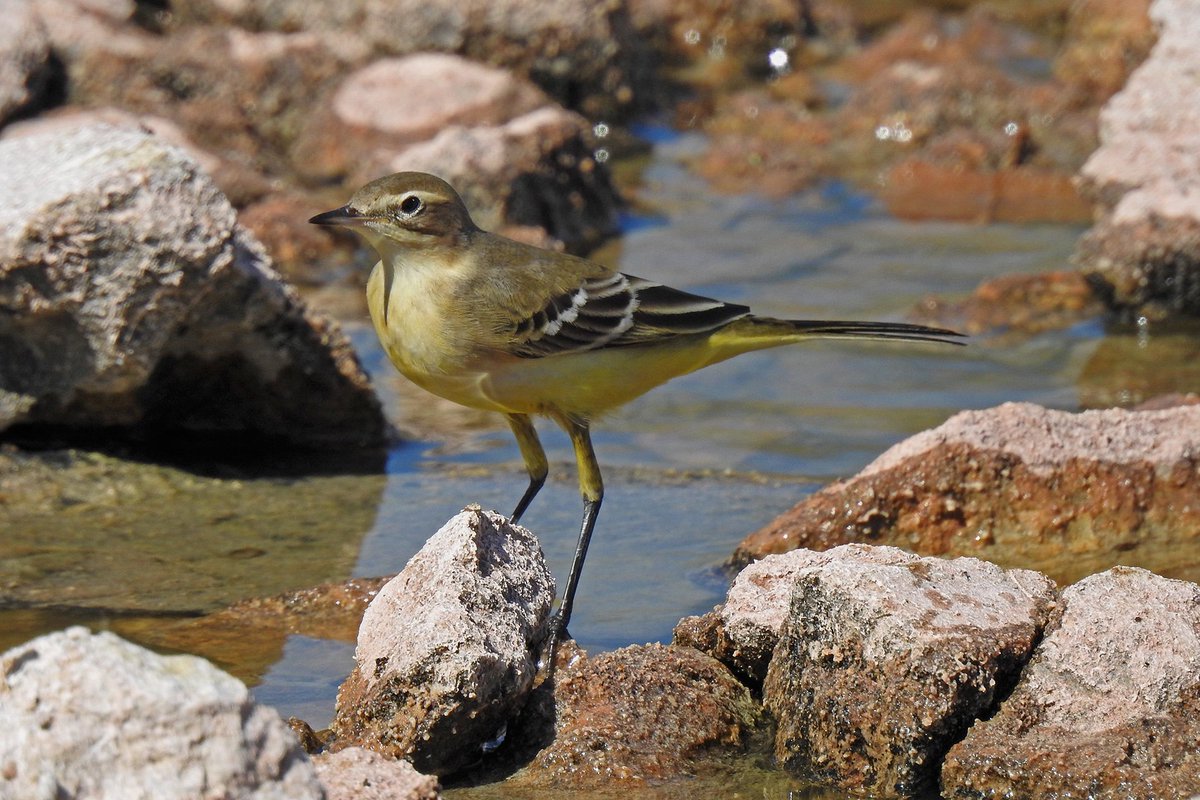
[
  {"left": 291, "top": 53, "right": 550, "bottom": 182},
  {"left": 1074, "top": 0, "right": 1200, "bottom": 318},
  {"left": 764, "top": 544, "right": 1056, "bottom": 799},
  {"left": 942, "top": 567, "right": 1200, "bottom": 798},
  {"left": 313, "top": 747, "right": 441, "bottom": 800},
  {"left": 331, "top": 507, "right": 555, "bottom": 777},
  {"left": 0, "top": 122, "right": 386, "bottom": 448},
  {"left": 0, "top": 626, "right": 323, "bottom": 799},
  {"left": 375, "top": 106, "right": 621, "bottom": 252},
  {"left": 735, "top": 402, "right": 1200, "bottom": 587},
  {"left": 506, "top": 643, "right": 765, "bottom": 788},
  {"left": 912, "top": 270, "right": 1103, "bottom": 337},
  {"left": 674, "top": 548, "right": 822, "bottom": 687},
  {"left": 0, "top": 106, "right": 272, "bottom": 206},
  {"left": 695, "top": 7, "right": 1100, "bottom": 216},
  {"left": 1053, "top": 0, "right": 1155, "bottom": 101},
  {"left": 0, "top": 0, "right": 54, "bottom": 125},
  {"left": 168, "top": 0, "right": 653, "bottom": 119}
]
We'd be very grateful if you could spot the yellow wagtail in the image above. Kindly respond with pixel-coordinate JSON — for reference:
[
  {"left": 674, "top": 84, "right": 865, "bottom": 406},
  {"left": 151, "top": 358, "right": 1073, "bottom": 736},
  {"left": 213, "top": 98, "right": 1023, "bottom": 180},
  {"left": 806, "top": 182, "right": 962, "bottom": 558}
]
[{"left": 311, "top": 172, "right": 963, "bottom": 648}]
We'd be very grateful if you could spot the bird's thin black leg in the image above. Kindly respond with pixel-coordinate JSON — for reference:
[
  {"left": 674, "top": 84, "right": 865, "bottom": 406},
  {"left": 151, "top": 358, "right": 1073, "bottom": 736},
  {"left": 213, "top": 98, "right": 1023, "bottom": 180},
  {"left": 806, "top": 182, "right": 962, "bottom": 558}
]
[
  {"left": 506, "top": 413, "right": 548, "bottom": 523},
  {"left": 542, "top": 415, "right": 604, "bottom": 670}
]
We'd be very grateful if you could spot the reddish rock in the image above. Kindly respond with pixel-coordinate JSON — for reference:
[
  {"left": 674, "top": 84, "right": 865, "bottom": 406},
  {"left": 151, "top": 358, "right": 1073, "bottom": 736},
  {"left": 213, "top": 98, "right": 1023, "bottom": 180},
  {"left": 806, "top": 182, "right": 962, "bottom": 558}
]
[
  {"left": 764, "top": 545, "right": 1056, "bottom": 799},
  {"left": 943, "top": 567, "right": 1200, "bottom": 798},
  {"left": 506, "top": 643, "right": 765, "bottom": 788},
  {"left": 332, "top": 507, "right": 555, "bottom": 777},
  {"left": 1053, "top": 0, "right": 1156, "bottom": 101},
  {"left": 167, "top": 0, "right": 652, "bottom": 119},
  {"left": 735, "top": 402, "right": 1200, "bottom": 587},
  {"left": 1074, "top": 0, "right": 1200, "bottom": 318},
  {"left": 913, "top": 270, "right": 1103, "bottom": 337},
  {"left": 238, "top": 193, "right": 350, "bottom": 283},
  {"left": 314, "top": 747, "right": 441, "bottom": 800},
  {"left": 881, "top": 159, "right": 1092, "bottom": 224},
  {"left": 290, "top": 53, "right": 551, "bottom": 183}
]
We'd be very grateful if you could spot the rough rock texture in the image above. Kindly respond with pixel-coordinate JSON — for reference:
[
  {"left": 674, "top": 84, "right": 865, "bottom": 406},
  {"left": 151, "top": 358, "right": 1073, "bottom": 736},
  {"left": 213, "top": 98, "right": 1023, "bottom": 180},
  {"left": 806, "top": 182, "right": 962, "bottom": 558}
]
[
  {"left": 736, "top": 402, "right": 1200, "bottom": 586},
  {"left": 332, "top": 507, "right": 555, "bottom": 777},
  {"left": 313, "top": 747, "right": 440, "bottom": 800},
  {"left": 168, "top": 0, "right": 652, "bottom": 119},
  {"left": 291, "top": 53, "right": 551, "bottom": 182},
  {"left": 913, "top": 270, "right": 1103, "bottom": 337},
  {"left": 506, "top": 643, "right": 766, "bottom": 788},
  {"left": 0, "top": 626, "right": 323, "bottom": 799},
  {"left": 1075, "top": 0, "right": 1200, "bottom": 318},
  {"left": 356, "top": 105, "right": 621, "bottom": 253},
  {"left": 0, "top": 0, "right": 54, "bottom": 125},
  {"left": 674, "top": 548, "right": 823, "bottom": 687},
  {"left": 764, "top": 545, "right": 1057, "bottom": 799},
  {"left": 943, "top": 567, "right": 1200, "bottom": 798},
  {"left": 0, "top": 122, "right": 385, "bottom": 447}
]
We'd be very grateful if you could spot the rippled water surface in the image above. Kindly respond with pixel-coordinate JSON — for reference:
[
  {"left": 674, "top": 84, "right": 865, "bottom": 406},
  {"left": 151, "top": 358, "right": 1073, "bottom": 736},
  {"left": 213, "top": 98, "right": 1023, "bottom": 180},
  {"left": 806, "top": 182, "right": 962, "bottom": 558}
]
[{"left": 3, "top": 133, "right": 1143, "bottom": 782}]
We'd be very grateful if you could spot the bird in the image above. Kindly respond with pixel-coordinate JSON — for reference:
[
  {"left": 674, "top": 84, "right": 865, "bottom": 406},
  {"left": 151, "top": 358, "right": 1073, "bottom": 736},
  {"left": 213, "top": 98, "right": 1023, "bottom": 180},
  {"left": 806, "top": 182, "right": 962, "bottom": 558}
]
[{"left": 310, "top": 171, "right": 964, "bottom": 658}]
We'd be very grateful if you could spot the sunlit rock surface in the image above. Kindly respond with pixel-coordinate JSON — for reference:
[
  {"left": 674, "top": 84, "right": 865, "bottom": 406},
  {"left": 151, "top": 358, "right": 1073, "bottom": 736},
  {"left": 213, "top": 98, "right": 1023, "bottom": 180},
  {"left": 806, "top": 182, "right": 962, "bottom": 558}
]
[
  {"left": 763, "top": 545, "right": 1056, "bottom": 798},
  {"left": 314, "top": 746, "right": 441, "bottom": 800},
  {"left": 504, "top": 642, "right": 766, "bottom": 788},
  {"left": 736, "top": 402, "right": 1200, "bottom": 586},
  {"left": 0, "top": 626, "right": 322, "bottom": 799},
  {"left": 1075, "top": 0, "right": 1200, "bottom": 318},
  {"left": 943, "top": 567, "right": 1200, "bottom": 798},
  {"left": 0, "top": 123, "right": 385, "bottom": 447},
  {"left": 332, "top": 507, "right": 555, "bottom": 776}
]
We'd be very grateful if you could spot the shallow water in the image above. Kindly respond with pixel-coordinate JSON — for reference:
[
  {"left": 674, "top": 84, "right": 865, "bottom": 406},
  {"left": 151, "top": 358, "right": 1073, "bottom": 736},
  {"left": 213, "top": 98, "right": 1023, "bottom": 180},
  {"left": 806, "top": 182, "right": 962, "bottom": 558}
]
[{"left": 4, "top": 130, "right": 1186, "bottom": 794}]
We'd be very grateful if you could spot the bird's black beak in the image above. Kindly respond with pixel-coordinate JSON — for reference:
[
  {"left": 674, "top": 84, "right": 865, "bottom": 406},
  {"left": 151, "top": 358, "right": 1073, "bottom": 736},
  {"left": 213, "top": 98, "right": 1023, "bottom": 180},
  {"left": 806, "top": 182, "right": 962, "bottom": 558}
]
[{"left": 308, "top": 205, "right": 362, "bottom": 226}]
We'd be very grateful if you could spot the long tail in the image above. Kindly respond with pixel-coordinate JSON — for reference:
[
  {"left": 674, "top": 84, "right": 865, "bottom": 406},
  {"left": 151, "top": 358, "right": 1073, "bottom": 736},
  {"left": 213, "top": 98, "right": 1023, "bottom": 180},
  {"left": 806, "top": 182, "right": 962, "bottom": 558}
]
[{"left": 705, "top": 315, "right": 965, "bottom": 361}]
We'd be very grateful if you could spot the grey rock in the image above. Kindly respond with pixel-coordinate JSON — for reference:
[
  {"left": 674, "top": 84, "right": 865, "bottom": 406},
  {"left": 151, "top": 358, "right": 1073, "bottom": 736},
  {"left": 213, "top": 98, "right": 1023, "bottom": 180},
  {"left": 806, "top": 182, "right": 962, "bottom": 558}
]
[
  {"left": 0, "top": 0, "right": 53, "bottom": 125},
  {"left": 942, "top": 566, "right": 1200, "bottom": 799},
  {"left": 764, "top": 544, "right": 1057, "bottom": 799},
  {"left": 313, "top": 747, "right": 440, "bottom": 800},
  {"left": 0, "top": 626, "right": 323, "bottom": 800},
  {"left": 1074, "top": 0, "right": 1200, "bottom": 318},
  {"left": 0, "top": 122, "right": 385, "bottom": 447},
  {"left": 331, "top": 506, "right": 555, "bottom": 776}
]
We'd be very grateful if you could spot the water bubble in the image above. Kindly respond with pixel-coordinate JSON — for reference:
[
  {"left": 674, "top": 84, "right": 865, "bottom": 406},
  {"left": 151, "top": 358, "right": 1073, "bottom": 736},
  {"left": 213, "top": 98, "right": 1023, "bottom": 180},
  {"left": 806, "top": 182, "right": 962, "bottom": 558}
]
[
  {"left": 593, "top": 122, "right": 610, "bottom": 138},
  {"left": 684, "top": 28, "right": 701, "bottom": 46},
  {"left": 767, "top": 48, "right": 789, "bottom": 71},
  {"left": 594, "top": 148, "right": 610, "bottom": 163},
  {"left": 1004, "top": 121, "right": 1020, "bottom": 136}
]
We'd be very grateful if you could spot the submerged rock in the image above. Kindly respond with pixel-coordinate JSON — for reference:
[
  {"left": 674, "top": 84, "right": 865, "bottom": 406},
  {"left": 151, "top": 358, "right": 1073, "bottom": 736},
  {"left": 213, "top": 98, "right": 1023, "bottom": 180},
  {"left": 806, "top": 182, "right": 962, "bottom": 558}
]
[
  {"left": 735, "top": 402, "right": 1200, "bottom": 586},
  {"left": 0, "top": 122, "right": 385, "bottom": 448},
  {"left": 1075, "top": 0, "right": 1200, "bottom": 319},
  {"left": 332, "top": 507, "right": 555, "bottom": 776},
  {"left": 943, "top": 567, "right": 1200, "bottom": 798},
  {"left": 0, "top": 626, "right": 323, "bottom": 799},
  {"left": 763, "top": 545, "right": 1056, "bottom": 798}
]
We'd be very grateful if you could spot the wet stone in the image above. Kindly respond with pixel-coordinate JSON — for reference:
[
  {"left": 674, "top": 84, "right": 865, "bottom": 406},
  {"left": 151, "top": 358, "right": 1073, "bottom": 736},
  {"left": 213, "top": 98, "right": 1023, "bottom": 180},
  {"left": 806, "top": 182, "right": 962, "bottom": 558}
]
[
  {"left": 943, "top": 567, "right": 1200, "bottom": 799},
  {"left": 735, "top": 402, "right": 1200, "bottom": 587},
  {"left": 763, "top": 544, "right": 1056, "bottom": 799}
]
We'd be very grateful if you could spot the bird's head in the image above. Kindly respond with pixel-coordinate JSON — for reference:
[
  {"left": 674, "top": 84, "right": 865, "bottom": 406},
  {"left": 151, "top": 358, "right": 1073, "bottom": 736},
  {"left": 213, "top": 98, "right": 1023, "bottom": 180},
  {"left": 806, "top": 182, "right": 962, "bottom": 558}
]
[{"left": 309, "top": 172, "right": 478, "bottom": 254}]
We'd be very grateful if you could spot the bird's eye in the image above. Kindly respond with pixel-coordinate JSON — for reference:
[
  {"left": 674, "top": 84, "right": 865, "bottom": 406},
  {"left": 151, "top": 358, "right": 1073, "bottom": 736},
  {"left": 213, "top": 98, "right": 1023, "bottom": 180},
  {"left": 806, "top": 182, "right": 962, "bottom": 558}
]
[{"left": 399, "top": 195, "right": 423, "bottom": 216}]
